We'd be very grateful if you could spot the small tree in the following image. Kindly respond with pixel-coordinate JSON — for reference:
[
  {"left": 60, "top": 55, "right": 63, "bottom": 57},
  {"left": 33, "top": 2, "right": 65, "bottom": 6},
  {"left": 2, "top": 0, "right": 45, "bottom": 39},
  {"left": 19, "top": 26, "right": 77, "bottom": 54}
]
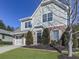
[
  {"left": 42, "top": 28, "right": 50, "bottom": 45},
  {"left": 25, "top": 31, "right": 33, "bottom": 45}
]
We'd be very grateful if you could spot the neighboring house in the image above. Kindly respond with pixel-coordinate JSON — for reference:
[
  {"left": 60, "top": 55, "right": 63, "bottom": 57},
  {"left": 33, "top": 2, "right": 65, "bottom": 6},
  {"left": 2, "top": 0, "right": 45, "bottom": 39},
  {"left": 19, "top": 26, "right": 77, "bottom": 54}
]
[
  {"left": 0, "top": 29, "right": 13, "bottom": 42},
  {"left": 13, "top": 0, "right": 68, "bottom": 46}
]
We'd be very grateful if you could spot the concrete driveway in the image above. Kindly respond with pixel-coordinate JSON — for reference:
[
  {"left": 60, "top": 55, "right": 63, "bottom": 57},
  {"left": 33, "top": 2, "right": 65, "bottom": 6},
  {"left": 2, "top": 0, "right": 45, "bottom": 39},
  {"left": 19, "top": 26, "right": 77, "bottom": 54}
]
[{"left": 0, "top": 45, "right": 22, "bottom": 54}]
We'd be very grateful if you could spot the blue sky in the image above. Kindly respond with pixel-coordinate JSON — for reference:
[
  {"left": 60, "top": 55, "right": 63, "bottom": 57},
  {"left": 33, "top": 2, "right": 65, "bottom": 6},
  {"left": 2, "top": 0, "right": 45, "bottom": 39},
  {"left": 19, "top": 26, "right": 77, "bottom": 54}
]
[
  {"left": 0, "top": 0, "right": 78, "bottom": 28},
  {"left": 0, "top": 0, "right": 41, "bottom": 28}
]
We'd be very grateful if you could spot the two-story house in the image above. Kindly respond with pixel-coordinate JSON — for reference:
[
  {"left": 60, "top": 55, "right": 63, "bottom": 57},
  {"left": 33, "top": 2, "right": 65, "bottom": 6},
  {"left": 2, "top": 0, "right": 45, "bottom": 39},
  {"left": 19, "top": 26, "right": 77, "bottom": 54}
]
[{"left": 12, "top": 0, "right": 67, "bottom": 46}]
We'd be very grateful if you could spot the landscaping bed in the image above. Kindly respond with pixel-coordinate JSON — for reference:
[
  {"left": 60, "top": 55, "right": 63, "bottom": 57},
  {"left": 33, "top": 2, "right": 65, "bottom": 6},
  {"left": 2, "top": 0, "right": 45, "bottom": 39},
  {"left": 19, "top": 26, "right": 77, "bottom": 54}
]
[{"left": 23, "top": 44, "right": 65, "bottom": 51}]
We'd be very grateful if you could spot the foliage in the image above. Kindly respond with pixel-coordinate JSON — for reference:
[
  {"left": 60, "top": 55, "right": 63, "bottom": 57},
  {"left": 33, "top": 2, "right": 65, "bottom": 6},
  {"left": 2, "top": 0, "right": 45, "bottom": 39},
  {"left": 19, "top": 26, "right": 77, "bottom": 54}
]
[
  {"left": 25, "top": 31, "right": 33, "bottom": 45},
  {"left": 0, "top": 20, "right": 14, "bottom": 31},
  {"left": 60, "top": 31, "right": 68, "bottom": 47},
  {"left": 6, "top": 26, "right": 14, "bottom": 31},
  {"left": 51, "top": 40, "right": 57, "bottom": 46},
  {"left": 72, "top": 34, "right": 78, "bottom": 48},
  {"left": 42, "top": 28, "right": 50, "bottom": 45},
  {"left": 0, "top": 40, "right": 13, "bottom": 45},
  {"left": 72, "top": 24, "right": 79, "bottom": 31},
  {"left": 51, "top": 40, "right": 62, "bottom": 46},
  {"left": 0, "top": 20, "right": 6, "bottom": 30}
]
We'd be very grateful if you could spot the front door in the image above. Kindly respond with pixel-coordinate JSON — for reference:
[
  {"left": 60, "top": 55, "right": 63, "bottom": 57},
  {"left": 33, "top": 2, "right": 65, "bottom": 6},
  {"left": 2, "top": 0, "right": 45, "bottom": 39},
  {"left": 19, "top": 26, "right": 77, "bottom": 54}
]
[{"left": 37, "top": 31, "right": 42, "bottom": 44}]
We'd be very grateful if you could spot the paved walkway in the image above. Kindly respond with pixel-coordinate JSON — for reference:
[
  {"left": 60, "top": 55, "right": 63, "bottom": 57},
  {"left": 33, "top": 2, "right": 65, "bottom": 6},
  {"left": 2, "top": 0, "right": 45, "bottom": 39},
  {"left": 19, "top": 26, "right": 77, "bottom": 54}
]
[{"left": 0, "top": 45, "right": 21, "bottom": 54}]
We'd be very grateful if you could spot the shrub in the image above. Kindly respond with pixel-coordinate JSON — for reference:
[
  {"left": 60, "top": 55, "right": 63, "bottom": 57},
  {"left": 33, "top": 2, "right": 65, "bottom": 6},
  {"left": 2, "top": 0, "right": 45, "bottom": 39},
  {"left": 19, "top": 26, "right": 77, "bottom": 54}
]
[
  {"left": 51, "top": 40, "right": 57, "bottom": 46},
  {"left": 73, "top": 34, "right": 78, "bottom": 48},
  {"left": 2, "top": 41, "right": 13, "bottom": 45},
  {"left": 60, "top": 31, "right": 68, "bottom": 47},
  {"left": 51, "top": 40, "right": 62, "bottom": 46},
  {"left": 42, "top": 28, "right": 50, "bottom": 45},
  {"left": 25, "top": 31, "right": 33, "bottom": 45},
  {"left": 0, "top": 41, "right": 12, "bottom": 45},
  {"left": 0, "top": 39, "right": 2, "bottom": 44}
]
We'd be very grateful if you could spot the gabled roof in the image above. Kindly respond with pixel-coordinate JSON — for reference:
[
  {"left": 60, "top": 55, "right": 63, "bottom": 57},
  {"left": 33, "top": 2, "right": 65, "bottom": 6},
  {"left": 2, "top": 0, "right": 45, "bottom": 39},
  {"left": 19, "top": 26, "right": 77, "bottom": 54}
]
[
  {"left": 41, "top": 0, "right": 67, "bottom": 11},
  {"left": 20, "top": 0, "right": 67, "bottom": 21}
]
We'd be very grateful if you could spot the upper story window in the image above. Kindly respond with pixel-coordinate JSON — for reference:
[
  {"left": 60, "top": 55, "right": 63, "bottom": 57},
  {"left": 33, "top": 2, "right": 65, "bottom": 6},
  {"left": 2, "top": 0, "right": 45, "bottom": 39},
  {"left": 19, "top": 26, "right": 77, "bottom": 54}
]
[
  {"left": 43, "top": 14, "right": 47, "bottom": 22},
  {"left": 25, "top": 22, "right": 32, "bottom": 28},
  {"left": 43, "top": 12, "right": 52, "bottom": 22},
  {"left": 48, "top": 13, "right": 52, "bottom": 21}
]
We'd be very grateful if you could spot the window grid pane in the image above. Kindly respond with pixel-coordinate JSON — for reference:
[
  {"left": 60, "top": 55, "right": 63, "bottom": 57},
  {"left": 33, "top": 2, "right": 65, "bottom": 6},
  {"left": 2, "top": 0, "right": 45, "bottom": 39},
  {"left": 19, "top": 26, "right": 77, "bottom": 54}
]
[
  {"left": 25, "top": 22, "right": 27, "bottom": 28},
  {"left": 25, "top": 22, "right": 32, "bottom": 28},
  {"left": 48, "top": 13, "right": 52, "bottom": 21},
  {"left": 28, "top": 22, "right": 32, "bottom": 27},
  {"left": 43, "top": 14, "right": 47, "bottom": 22}
]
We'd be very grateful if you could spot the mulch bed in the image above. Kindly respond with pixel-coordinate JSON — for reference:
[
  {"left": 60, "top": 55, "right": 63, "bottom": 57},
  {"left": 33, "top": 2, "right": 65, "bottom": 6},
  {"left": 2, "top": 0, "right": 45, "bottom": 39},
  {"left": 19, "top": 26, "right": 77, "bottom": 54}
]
[
  {"left": 58, "top": 54, "right": 79, "bottom": 59},
  {"left": 23, "top": 44, "right": 65, "bottom": 51}
]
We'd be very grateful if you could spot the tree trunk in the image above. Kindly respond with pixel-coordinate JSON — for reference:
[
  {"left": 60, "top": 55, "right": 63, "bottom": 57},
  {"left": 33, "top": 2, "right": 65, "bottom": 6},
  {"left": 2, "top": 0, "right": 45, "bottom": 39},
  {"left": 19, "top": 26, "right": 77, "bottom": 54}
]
[{"left": 68, "top": 26, "right": 73, "bottom": 57}]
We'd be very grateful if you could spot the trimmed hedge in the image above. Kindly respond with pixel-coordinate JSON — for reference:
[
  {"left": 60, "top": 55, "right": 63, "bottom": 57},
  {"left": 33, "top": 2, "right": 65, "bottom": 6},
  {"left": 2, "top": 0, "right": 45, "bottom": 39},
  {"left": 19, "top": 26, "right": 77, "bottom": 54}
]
[
  {"left": 42, "top": 28, "right": 50, "bottom": 45},
  {"left": 25, "top": 31, "right": 33, "bottom": 45},
  {"left": 0, "top": 39, "right": 12, "bottom": 45}
]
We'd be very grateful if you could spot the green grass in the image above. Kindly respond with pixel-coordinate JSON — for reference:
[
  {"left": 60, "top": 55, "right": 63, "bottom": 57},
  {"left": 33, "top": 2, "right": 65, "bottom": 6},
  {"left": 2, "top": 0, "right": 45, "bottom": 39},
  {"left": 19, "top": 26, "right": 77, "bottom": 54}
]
[
  {"left": 0, "top": 48, "right": 60, "bottom": 59},
  {"left": 76, "top": 51, "right": 79, "bottom": 57}
]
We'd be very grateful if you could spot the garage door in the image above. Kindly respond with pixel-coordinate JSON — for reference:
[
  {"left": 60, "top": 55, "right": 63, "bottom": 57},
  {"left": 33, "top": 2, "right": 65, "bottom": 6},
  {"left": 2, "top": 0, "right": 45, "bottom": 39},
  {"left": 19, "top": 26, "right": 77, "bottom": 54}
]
[{"left": 14, "top": 39, "right": 23, "bottom": 45}]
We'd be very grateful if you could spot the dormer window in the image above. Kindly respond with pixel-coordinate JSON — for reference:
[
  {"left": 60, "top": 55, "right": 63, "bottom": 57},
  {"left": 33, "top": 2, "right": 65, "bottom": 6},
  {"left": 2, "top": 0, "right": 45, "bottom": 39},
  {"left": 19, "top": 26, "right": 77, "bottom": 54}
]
[
  {"left": 43, "top": 12, "right": 52, "bottom": 22},
  {"left": 25, "top": 22, "right": 32, "bottom": 28}
]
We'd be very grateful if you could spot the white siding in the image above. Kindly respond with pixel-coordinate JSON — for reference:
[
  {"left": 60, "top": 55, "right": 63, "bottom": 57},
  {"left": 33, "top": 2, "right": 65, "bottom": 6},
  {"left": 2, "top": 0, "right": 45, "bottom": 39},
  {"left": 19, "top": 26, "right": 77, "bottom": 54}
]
[
  {"left": 2, "top": 36, "right": 13, "bottom": 42},
  {"left": 19, "top": 0, "right": 67, "bottom": 45},
  {"left": 21, "top": 1, "right": 67, "bottom": 31},
  {"left": 21, "top": 20, "right": 32, "bottom": 31}
]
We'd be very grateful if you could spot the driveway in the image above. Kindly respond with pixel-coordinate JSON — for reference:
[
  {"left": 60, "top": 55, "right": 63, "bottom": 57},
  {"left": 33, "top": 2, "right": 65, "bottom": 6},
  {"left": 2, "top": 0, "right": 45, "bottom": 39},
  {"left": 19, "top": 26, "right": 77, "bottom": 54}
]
[{"left": 0, "top": 45, "right": 22, "bottom": 54}]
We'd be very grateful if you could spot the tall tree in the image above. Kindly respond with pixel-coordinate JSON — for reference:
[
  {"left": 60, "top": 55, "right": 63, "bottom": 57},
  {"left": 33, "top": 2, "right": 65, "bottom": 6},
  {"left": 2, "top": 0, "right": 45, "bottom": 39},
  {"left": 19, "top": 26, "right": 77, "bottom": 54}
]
[
  {"left": 6, "top": 26, "right": 14, "bottom": 31},
  {"left": 0, "top": 20, "right": 6, "bottom": 30},
  {"left": 66, "top": 0, "right": 78, "bottom": 57}
]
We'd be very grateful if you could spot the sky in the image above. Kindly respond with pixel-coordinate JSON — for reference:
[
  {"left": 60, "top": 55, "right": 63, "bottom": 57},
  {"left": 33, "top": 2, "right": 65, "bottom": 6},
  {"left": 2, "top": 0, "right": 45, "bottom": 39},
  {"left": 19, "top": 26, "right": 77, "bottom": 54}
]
[
  {"left": 0, "top": 0, "right": 79, "bottom": 29},
  {"left": 0, "top": 0, "right": 41, "bottom": 28}
]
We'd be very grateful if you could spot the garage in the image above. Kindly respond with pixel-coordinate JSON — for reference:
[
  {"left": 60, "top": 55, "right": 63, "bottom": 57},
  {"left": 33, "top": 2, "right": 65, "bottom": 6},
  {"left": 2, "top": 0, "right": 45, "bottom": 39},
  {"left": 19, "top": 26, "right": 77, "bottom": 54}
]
[
  {"left": 14, "top": 39, "right": 23, "bottom": 45},
  {"left": 13, "top": 35, "right": 26, "bottom": 46}
]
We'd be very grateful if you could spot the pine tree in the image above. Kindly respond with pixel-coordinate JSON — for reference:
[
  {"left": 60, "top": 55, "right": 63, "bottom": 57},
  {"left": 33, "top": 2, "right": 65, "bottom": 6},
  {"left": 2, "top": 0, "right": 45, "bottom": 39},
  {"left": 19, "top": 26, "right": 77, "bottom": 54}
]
[
  {"left": 0, "top": 20, "right": 6, "bottom": 30},
  {"left": 25, "top": 31, "right": 33, "bottom": 45},
  {"left": 42, "top": 28, "right": 50, "bottom": 45}
]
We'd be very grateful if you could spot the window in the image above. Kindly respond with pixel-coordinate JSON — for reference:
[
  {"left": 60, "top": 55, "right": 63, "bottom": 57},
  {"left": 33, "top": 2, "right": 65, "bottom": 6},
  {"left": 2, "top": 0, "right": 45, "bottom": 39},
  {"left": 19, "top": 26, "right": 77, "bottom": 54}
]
[
  {"left": 37, "top": 31, "right": 42, "bottom": 43},
  {"left": 48, "top": 13, "right": 52, "bottom": 21},
  {"left": 25, "top": 22, "right": 32, "bottom": 28},
  {"left": 53, "top": 30, "right": 59, "bottom": 40},
  {"left": 25, "top": 22, "right": 28, "bottom": 28},
  {"left": 43, "top": 14, "right": 47, "bottom": 22},
  {"left": 28, "top": 22, "right": 32, "bottom": 28},
  {"left": 43, "top": 12, "right": 52, "bottom": 22}
]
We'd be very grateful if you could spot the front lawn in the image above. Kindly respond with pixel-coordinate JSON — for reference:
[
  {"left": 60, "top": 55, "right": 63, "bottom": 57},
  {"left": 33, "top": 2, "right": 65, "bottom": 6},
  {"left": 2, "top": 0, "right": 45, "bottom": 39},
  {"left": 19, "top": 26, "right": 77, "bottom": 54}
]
[{"left": 0, "top": 48, "right": 60, "bottom": 59}]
